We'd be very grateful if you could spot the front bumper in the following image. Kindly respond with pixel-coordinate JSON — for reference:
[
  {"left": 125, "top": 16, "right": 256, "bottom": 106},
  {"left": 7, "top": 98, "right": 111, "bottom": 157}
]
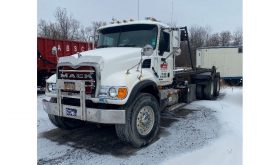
[{"left": 42, "top": 99, "right": 126, "bottom": 124}]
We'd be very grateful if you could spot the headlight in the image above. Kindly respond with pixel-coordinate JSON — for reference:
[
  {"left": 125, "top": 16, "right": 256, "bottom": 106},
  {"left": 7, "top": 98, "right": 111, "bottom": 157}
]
[
  {"left": 99, "top": 86, "right": 128, "bottom": 99},
  {"left": 109, "top": 87, "right": 118, "bottom": 97},
  {"left": 47, "top": 83, "right": 56, "bottom": 92}
]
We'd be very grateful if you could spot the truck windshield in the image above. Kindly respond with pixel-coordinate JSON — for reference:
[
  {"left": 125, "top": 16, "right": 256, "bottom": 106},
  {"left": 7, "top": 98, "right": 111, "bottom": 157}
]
[{"left": 97, "top": 24, "right": 158, "bottom": 49}]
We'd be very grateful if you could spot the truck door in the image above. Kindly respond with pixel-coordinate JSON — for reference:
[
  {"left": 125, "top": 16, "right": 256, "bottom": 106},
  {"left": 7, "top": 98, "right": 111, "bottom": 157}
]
[{"left": 155, "top": 30, "right": 173, "bottom": 85}]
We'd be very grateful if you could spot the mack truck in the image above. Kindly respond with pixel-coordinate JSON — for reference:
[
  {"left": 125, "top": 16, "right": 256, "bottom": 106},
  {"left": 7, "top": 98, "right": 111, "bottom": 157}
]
[{"left": 42, "top": 19, "right": 220, "bottom": 147}]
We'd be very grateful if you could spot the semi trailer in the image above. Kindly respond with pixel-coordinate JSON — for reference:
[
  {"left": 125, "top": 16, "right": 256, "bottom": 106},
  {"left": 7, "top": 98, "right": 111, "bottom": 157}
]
[
  {"left": 196, "top": 46, "right": 243, "bottom": 85},
  {"left": 42, "top": 18, "right": 221, "bottom": 147}
]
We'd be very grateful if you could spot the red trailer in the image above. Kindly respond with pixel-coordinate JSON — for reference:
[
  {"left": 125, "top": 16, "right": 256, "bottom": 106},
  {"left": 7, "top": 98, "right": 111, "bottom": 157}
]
[{"left": 37, "top": 37, "right": 93, "bottom": 87}]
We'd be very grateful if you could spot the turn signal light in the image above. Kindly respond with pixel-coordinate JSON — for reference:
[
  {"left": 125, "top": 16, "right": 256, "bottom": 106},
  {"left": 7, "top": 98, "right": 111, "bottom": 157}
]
[{"left": 117, "top": 87, "right": 128, "bottom": 99}]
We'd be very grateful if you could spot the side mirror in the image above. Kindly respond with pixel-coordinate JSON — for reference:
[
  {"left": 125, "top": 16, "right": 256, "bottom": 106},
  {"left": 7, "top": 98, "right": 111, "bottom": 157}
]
[
  {"left": 51, "top": 46, "right": 57, "bottom": 55},
  {"left": 174, "top": 48, "right": 181, "bottom": 56},
  {"left": 142, "top": 44, "right": 154, "bottom": 56},
  {"left": 172, "top": 30, "right": 180, "bottom": 48},
  {"left": 180, "top": 29, "right": 187, "bottom": 41}
]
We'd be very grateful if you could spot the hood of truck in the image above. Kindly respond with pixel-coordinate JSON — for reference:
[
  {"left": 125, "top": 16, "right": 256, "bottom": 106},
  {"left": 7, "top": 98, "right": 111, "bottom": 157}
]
[
  {"left": 59, "top": 47, "right": 142, "bottom": 67},
  {"left": 59, "top": 47, "right": 141, "bottom": 67},
  {"left": 58, "top": 47, "right": 143, "bottom": 85},
  {"left": 83, "top": 47, "right": 142, "bottom": 62}
]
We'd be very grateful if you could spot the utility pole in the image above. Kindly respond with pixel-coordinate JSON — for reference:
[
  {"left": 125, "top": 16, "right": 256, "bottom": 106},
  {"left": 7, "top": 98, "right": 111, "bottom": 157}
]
[
  {"left": 138, "top": 0, "right": 140, "bottom": 20},
  {"left": 171, "top": 0, "right": 174, "bottom": 25}
]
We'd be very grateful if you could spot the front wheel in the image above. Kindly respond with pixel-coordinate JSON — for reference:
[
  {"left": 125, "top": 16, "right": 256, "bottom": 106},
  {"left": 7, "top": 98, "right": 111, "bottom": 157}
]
[
  {"left": 115, "top": 93, "right": 160, "bottom": 148},
  {"left": 48, "top": 114, "right": 86, "bottom": 130}
]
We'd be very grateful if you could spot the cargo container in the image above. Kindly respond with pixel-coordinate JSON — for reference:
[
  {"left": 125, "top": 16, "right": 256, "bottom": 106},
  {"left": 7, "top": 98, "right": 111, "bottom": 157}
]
[
  {"left": 196, "top": 46, "right": 242, "bottom": 84},
  {"left": 37, "top": 37, "right": 93, "bottom": 87}
]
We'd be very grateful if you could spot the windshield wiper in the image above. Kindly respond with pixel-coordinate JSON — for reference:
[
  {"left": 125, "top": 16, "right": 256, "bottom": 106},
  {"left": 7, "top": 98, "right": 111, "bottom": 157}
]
[
  {"left": 118, "top": 44, "right": 137, "bottom": 47},
  {"left": 96, "top": 45, "right": 112, "bottom": 48}
]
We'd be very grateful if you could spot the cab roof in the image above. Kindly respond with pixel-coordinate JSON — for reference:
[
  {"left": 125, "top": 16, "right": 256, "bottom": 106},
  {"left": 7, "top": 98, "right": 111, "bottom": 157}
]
[{"left": 98, "top": 20, "right": 169, "bottom": 31}]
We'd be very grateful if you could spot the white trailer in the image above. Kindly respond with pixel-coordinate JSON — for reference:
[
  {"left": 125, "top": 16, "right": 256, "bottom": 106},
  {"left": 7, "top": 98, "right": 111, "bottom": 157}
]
[{"left": 196, "top": 46, "right": 242, "bottom": 84}]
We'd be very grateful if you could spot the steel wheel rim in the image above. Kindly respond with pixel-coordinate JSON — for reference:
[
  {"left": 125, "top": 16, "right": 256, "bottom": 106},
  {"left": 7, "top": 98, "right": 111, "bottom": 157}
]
[{"left": 136, "top": 106, "right": 155, "bottom": 136}]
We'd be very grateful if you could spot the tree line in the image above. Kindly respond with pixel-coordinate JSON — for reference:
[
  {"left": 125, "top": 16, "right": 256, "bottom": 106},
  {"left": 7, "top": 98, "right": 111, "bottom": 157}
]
[
  {"left": 38, "top": 8, "right": 106, "bottom": 42},
  {"left": 38, "top": 7, "right": 242, "bottom": 67},
  {"left": 38, "top": 8, "right": 242, "bottom": 46}
]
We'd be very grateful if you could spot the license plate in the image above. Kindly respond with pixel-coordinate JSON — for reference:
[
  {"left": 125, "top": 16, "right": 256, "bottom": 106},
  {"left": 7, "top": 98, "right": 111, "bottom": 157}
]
[
  {"left": 64, "top": 82, "right": 75, "bottom": 91},
  {"left": 65, "top": 107, "right": 77, "bottom": 116}
]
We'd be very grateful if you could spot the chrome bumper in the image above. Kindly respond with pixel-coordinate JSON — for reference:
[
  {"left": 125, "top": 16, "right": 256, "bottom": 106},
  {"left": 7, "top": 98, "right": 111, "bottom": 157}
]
[{"left": 42, "top": 99, "right": 126, "bottom": 124}]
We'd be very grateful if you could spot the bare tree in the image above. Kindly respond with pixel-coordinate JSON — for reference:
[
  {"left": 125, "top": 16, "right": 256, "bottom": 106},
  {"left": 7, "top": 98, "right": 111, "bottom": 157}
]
[
  {"left": 69, "top": 18, "right": 80, "bottom": 40},
  {"left": 204, "top": 25, "right": 212, "bottom": 46},
  {"left": 92, "top": 21, "right": 107, "bottom": 35},
  {"left": 78, "top": 21, "right": 106, "bottom": 42},
  {"left": 79, "top": 26, "right": 95, "bottom": 42},
  {"left": 207, "top": 33, "right": 220, "bottom": 46},
  {"left": 48, "top": 22, "right": 60, "bottom": 39},
  {"left": 54, "top": 8, "right": 69, "bottom": 39},
  {"left": 79, "top": 29, "right": 85, "bottom": 41},
  {"left": 189, "top": 25, "right": 209, "bottom": 48},
  {"left": 54, "top": 7, "right": 81, "bottom": 40},
  {"left": 232, "top": 28, "right": 243, "bottom": 46},
  {"left": 38, "top": 7, "right": 88, "bottom": 41},
  {"left": 38, "top": 20, "right": 49, "bottom": 37},
  {"left": 38, "top": 19, "right": 60, "bottom": 39},
  {"left": 219, "top": 31, "right": 231, "bottom": 46}
]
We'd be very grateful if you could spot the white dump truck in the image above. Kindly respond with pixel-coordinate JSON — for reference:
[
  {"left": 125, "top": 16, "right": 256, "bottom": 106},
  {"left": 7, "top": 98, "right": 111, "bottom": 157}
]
[{"left": 42, "top": 18, "right": 220, "bottom": 147}]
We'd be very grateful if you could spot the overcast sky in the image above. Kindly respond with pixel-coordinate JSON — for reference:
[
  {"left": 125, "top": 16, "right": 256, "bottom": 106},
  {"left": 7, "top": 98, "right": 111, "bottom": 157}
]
[{"left": 37, "top": 0, "right": 242, "bottom": 33}]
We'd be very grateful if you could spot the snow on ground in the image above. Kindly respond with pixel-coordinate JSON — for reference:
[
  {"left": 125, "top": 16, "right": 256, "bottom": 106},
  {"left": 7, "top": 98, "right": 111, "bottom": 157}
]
[
  {"left": 162, "top": 87, "right": 242, "bottom": 165},
  {"left": 37, "top": 87, "right": 242, "bottom": 165}
]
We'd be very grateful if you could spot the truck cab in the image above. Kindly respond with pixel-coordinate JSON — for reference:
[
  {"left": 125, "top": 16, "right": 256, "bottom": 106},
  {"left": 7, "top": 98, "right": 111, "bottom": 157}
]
[{"left": 42, "top": 19, "right": 220, "bottom": 147}]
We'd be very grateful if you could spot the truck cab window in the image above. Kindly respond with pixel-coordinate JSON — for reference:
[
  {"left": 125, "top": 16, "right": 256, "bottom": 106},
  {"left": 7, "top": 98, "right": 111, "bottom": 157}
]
[
  {"left": 159, "top": 31, "right": 170, "bottom": 55},
  {"left": 97, "top": 24, "right": 158, "bottom": 49},
  {"left": 102, "top": 33, "right": 118, "bottom": 46}
]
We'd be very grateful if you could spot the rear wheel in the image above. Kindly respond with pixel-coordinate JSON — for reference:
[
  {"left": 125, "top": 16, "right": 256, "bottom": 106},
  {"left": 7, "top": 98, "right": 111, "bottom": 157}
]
[
  {"left": 203, "top": 79, "right": 214, "bottom": 100},
  {"left": 196, "top": 85, "right": 203, "bottom": 100},
  {"left": 214, "top": 77, "right": 220, "bottom": 97},
  {"left": 115, "top": 93, "right": 160, "bottom": 148}
]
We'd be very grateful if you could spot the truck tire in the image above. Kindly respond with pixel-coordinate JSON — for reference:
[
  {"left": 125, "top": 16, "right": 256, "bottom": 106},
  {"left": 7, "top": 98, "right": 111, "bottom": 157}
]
[
  {"left": 48, "top": 114, "right": 85, "bottom": 130},
  {"left": 214, "top": 78, "right": 220, "bottom": 97},
  {"left": 196, "top": 85, "right": 203, "bottom": 100},
  {"left": 115, "top": 93, "right": 160, "bottom": 148},
  {"left": 203, "top": 79, "right": 214, "bottom": 100}
]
